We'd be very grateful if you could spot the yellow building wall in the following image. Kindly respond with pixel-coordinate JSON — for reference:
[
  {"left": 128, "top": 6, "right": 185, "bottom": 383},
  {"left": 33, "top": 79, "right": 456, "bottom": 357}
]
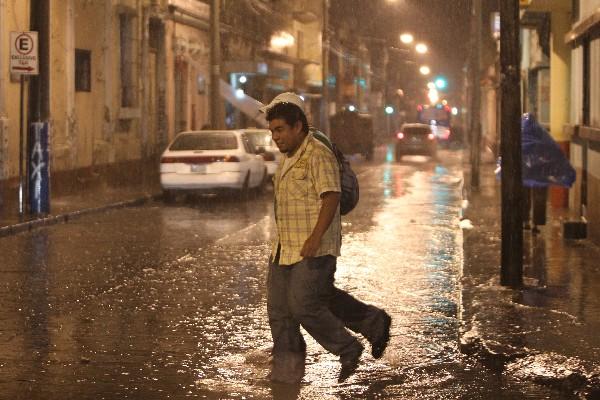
[{"left": 48, "top": 1, "right": 74, "bottom": 171}]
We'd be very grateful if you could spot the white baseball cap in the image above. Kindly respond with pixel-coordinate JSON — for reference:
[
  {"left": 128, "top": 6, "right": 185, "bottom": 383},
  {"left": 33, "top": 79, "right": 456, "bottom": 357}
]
[{"left": 259, "top": 92, "right": 305, "bottom": 114}]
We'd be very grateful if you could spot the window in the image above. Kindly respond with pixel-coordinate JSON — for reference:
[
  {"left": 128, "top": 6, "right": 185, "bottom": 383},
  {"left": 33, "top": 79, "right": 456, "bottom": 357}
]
[
  {"left": 75, "top": 49, "right": 91, "bottom": 92},
  {"left": 241, "top": 134, "right": 254, "bottom": 154},
  {"left": 572, "top": 0, "right": 580, "bottom": 23},
  {"left": 170, "top": 133, "right": 238, "bottom": 151},
  {"left": 119, "top": 13, "right": 136, "bottom": 107}
]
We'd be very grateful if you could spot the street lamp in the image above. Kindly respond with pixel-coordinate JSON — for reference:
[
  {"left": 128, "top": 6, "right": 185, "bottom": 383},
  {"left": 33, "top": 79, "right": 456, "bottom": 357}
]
[
  {"left": 400, "top": 33, "right": 414, "bottom": 44},
  {"left": 419, "top": 65, "right": 431, "bottom": 75},
  {"left": 415, "top": 43, "right": 428, "bottom": 54}
]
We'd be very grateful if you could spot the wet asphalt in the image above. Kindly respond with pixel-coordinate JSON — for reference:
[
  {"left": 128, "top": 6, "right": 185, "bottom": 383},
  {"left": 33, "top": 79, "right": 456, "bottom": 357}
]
[{"left": 0, "top": 148, "right": 577, "bottom": 399}]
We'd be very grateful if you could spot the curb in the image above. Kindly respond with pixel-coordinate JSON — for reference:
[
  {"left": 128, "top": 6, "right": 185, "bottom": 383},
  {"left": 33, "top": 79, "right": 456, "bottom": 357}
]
[{"left": 0, "top": 194, "right": 161, "bottom": 238}]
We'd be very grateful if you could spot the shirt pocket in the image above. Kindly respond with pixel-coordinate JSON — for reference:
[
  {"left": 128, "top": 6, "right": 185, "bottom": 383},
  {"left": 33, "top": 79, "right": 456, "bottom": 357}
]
[{"left": 287, "top": 167, "right": 309, "bottom": 200}]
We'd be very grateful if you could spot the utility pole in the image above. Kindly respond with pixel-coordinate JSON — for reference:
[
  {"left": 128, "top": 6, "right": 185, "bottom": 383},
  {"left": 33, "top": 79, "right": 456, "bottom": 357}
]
[
  {"left": 210, "top": 0, "right": 223, "bottom": 129},
  {"left": 321, "top": 0, "right": 330, "bottom": 135},
  {"left": 469, "top": 0, "right": 482, "bottom": 189},
  {"left": 500, "top": 0, "right": 523, "bottom": 287}
]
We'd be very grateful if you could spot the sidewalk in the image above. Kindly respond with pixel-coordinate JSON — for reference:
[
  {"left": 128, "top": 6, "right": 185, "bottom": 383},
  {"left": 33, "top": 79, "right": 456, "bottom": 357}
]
[
  {"left": 460, "top": 160, "right": 600, "bottom": 398},
  {"left": 0, "top": 170, "right": 161, "bottom": 237}
]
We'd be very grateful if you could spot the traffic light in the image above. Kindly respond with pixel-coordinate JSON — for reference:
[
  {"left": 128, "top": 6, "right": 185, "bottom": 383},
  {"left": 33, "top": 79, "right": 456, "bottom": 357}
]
[
  {"left": 434, "top": 76, "right": 448, "bottom": 90},
  {"left": 385, "top": 105, "right": 394, "bottom": 115}
]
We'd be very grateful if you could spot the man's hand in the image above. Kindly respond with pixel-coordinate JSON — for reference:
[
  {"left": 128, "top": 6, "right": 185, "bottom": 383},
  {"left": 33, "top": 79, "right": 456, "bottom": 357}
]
[
  {"left": 300, "top": 191, "right": 340, "bottom": 259},
  {"left": 300, "top": 235, "right": 321, "bottom": 258}
]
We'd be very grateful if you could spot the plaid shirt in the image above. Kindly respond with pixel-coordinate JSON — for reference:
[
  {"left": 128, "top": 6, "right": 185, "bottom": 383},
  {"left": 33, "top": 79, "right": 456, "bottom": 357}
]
[{"left": 272, "top": 132, "right": 341, "bottom": 265}]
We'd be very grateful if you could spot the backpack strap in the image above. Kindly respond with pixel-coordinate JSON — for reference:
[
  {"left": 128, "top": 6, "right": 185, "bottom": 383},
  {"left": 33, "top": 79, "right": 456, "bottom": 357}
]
[{"left": 309, "top": 127, "right": 334, "bottom": 152}]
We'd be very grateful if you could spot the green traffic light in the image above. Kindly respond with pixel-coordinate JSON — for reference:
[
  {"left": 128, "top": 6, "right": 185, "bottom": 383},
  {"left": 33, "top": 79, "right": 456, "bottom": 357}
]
[{"left": 434, "top": 77, "right": 447, "bottom": 90}]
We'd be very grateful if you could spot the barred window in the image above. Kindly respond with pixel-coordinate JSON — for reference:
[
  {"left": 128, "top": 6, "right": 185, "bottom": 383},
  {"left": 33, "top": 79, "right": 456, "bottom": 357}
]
[
  {"left": 75, "top": 49, "right": 91, "bottom": 92},
  {"left": 119, "top": 13, "right": 136, "bottom": 107}
]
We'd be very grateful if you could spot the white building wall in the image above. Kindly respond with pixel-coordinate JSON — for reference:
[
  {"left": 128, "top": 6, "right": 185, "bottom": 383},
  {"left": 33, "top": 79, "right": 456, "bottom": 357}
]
[{"left": 570, "top": 46, "right": 583, "bottom": 125}]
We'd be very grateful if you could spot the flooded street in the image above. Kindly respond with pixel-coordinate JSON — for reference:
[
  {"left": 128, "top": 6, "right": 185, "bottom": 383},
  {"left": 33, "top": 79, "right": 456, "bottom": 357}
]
[{"left": 0, "top": 149, "right": 574, "bottom": 399}]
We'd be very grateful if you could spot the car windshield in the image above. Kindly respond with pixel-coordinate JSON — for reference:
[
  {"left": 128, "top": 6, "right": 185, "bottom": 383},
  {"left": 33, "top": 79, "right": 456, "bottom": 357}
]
[
  {"left": 169, "top": 132, "right": 238, "bottom": 151},
  {"left": 403, "top": 127, "right": 430, "bottom": 135},
  {"left": 246, "top": 132, "right": 272, "bottom": 147}
]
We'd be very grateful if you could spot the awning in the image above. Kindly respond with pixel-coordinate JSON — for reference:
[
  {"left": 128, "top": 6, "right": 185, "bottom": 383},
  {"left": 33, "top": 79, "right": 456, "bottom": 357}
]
[
  {"left": 565, "top": 7, "right": 600, "bottom": 46},
  {"left": 219, "top": 80, "right": 268, "bottom": 128}
]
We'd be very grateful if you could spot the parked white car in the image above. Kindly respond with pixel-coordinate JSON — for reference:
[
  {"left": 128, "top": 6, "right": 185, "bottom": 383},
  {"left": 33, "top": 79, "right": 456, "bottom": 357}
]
[
  {"left": 239, "top": 128, "right": 282, "bottom": 177},
  {"left": 160, "top": 130, "right": 267, "bottom": 197}
]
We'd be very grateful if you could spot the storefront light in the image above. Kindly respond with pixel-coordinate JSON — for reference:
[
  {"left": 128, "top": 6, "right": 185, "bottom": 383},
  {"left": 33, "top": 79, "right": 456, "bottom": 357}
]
[{"left": 270, "top": 31, "right": 295, "bottom": 50}]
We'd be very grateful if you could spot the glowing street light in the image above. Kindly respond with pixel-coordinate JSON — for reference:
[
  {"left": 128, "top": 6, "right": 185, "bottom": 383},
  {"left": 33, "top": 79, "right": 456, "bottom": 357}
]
[
  {"left": 400, "top": 33, "right": 414, "bottom": 44},
  {"left": 415, "top": 43, "right": 428, "bottom": 54},
  {"left": 419, "top": 65, "right": 431, "bottom": 75}
]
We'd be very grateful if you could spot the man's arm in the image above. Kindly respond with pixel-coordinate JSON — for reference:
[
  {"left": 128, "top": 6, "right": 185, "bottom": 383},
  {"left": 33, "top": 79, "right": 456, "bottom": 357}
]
[{"left": 300, "top": 191, "right": 340, "bottom": 258}]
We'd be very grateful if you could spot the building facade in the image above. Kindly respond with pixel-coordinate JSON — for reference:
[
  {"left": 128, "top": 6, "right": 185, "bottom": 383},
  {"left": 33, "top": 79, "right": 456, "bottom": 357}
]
[
  {"left": 565, "top": 0, "right": 600, "bottom": 244},
  {"left": 0, "top": 0, "right": 177, "bottom": 206}
]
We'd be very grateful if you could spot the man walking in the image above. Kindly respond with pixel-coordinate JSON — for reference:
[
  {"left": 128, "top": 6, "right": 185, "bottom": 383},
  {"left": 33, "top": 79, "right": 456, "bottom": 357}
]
[{"left": 261, "top": 93, "right": 392, "bottom": 384}]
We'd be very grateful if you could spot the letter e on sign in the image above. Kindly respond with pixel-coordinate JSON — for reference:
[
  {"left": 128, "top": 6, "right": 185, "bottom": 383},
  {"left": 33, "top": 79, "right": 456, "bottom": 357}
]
[{"left": 10, "top": 31, "right": 39, "bottom": 75}]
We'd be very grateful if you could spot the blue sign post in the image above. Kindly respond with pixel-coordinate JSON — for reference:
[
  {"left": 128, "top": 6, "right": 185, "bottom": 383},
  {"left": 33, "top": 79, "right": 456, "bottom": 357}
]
[{"left": 29, "top": 122, "right": 50, "bottom": 214}]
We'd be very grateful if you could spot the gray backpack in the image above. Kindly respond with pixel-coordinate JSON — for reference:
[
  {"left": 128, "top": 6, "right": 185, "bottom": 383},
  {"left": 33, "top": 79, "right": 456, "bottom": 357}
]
[{"left": 311, "top": 128, "right": 359, "bottom": 215}]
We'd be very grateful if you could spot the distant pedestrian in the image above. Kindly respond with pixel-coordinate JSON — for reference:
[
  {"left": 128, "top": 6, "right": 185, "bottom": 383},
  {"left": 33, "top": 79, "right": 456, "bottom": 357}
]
[
  {"left": 260, "top": 92, "right": 392, "bottom": 384},
  {"left": 519, "top": 114, "right": 574, "bottom": 233}
]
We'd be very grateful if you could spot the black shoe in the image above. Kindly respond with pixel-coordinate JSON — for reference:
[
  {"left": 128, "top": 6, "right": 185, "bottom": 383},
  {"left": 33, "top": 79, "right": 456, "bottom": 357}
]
[
  {"left": 338, "top": 345, "right": 363, "bottom": 383},
  {"left": 371, "top": 311, "right": 392, "bottom": 359}
]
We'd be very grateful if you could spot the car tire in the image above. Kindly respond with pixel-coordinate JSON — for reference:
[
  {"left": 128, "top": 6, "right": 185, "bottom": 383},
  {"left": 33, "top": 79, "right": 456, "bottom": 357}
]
[
  {"left": 395, "top": 148, "right": 403, "bottom": 162},
  {"left": 162, "top": 189, "right": 175, "bottom": 203},
  {"left": 239, "top": 172, "right": 250, "bottom": 200},
  {"left": 257, "top": 168, "right": 268, "bottom": 193}
]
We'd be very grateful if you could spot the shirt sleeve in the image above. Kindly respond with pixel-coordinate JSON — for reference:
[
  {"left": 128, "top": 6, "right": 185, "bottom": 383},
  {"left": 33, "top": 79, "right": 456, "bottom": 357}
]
[{"left": 310, "top": 147, "right": 341, "bottom": 196}]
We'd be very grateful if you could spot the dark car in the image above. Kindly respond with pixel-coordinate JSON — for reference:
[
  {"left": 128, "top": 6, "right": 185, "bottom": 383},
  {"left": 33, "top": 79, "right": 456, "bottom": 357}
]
[{"left": 394, "top": 123, "right": 437, "bottom": 161}]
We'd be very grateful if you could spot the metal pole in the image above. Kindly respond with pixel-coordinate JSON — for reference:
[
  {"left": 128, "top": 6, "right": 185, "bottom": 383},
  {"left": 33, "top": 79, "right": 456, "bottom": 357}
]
[
  {"left": 18, "top": 75, "right": 25, "bottom": 218},
  {"left": 321, "top": 0, "right": 330, "bottom": 135},
  {"left": 500, "top": 0, "right": 523, "bottom": 287},
  {"left": 469, "top": 0, "right": 482, "bottom": 189},
  {"left": 210, "top": 0, "right": 222, "bottom": 129}
]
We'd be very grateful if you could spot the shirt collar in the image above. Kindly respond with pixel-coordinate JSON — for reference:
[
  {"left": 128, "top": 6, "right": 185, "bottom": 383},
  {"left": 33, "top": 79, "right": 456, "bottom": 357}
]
[{"left": 281, "top": 132, "right": 312, "bottom": 176}]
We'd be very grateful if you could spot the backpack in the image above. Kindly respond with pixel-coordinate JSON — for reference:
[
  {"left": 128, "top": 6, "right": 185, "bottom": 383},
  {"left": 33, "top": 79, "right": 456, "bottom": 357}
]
[{"left": 311, "top": 128, "right": 359, "bottom": 215}]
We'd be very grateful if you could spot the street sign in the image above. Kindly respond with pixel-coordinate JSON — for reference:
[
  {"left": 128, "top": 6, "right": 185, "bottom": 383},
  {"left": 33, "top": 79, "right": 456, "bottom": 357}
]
[{"left": 10, "top": 31, "right": 39, "bottom": 75}]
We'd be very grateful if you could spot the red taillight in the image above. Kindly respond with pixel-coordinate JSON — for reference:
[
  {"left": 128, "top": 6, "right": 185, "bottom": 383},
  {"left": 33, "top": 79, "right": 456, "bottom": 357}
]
[
  {"left": 428, "top": 133, "right": 435, "bottom": 140},
  {"left": 396, "top": 132, "right": 405, "bottom": 140},
  {"left": 161, "top": 155, "right": 239, "bottom": 164}
]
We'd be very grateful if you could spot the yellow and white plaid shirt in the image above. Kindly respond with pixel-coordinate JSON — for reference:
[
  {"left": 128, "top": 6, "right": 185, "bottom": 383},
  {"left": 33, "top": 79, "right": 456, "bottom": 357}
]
[{"left": 272, "top": 132, "right": 341, "bottom": 266}]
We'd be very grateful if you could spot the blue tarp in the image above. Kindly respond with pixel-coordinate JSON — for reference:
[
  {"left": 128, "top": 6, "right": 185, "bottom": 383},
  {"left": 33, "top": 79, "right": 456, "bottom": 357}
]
[{"left": 496, "top": 113, "right": 576, "bottom": 188}]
